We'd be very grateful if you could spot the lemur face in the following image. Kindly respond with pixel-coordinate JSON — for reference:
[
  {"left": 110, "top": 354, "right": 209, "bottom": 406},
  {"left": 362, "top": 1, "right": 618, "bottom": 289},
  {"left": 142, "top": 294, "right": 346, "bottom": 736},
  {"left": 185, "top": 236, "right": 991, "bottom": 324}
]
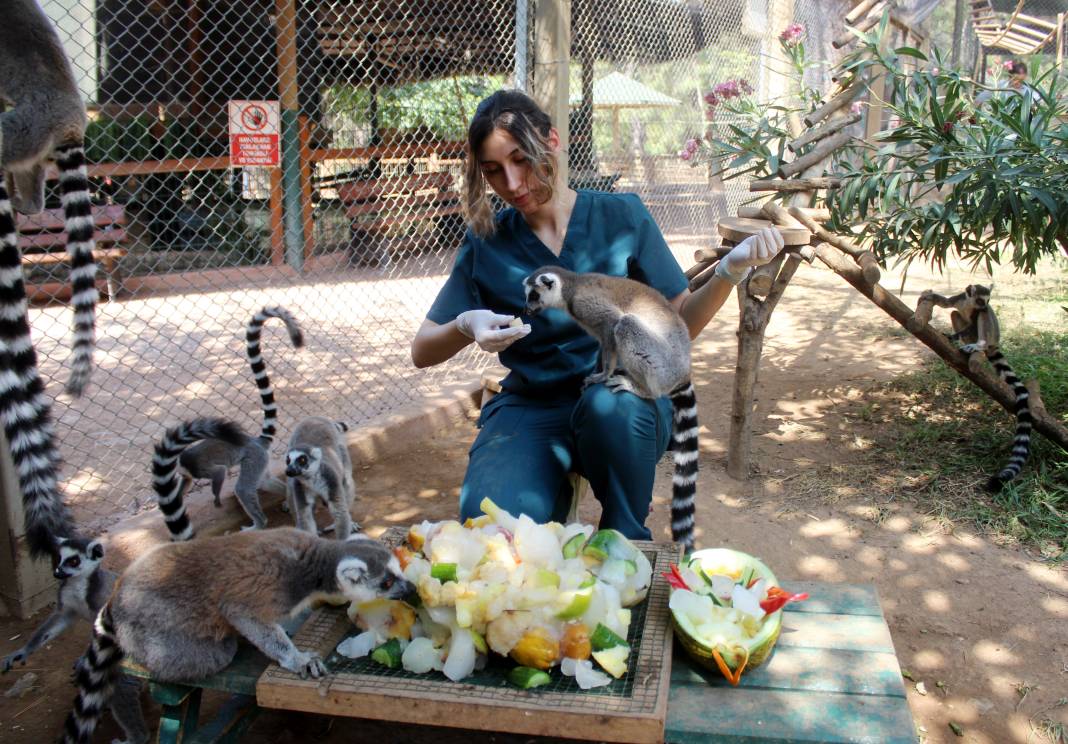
[
  {"left": 54, "top": 537, "right": 104, "bottom": 580},
  {"left": 285, "top": 446, "right": 322, "bottom": 478},
  {"left": 965, "top": 284, "right": 991, "bottom": 311},
  {"left": 523, "top": 271, "right": 563, "bottom": 314},
  {"left": 336, "top": 538, "right": 415, "bottom": 604}
]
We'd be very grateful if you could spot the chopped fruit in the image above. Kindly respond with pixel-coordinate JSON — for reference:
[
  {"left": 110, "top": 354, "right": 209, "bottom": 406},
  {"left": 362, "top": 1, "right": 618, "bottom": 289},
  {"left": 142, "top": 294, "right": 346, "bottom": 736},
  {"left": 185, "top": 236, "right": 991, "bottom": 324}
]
[
  {"left": 590, "top": 623, "right": 628, "bottom": 651},
  {"left": 592, "top": 646, "right": 629, "bottom": 678},
  {"left": 371, "top": 638, "right": 403, "bottom": 668},
  {"left": 562, "top": 532, "right": 586, "bottom": 559},
  {"left": 509, "top": 627, "right": 560, "bottom": 670},
  {"left": 508, "top": 666, "right": 552, "bottom": 689},
  {"left": 555, "top": 587, "right": 593, "bottom": 620},
  {"left": 560, "top": 623, "right": 592, "bottom": 660},
  {"left": 430, "top": 562, "right": 458, "bottom": 583},
  {"left": 469, "top": 629, "right": 489, "bottom": 654},
  {"left": 534, "top": 569, "right": 561, "bottom": 588}
]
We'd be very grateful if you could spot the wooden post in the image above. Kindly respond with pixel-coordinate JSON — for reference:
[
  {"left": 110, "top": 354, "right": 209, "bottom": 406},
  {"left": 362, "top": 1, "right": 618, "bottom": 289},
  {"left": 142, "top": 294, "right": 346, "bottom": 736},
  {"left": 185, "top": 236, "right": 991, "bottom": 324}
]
[
  {"left": 533, "top": 0, "right": 570, "bottom": 186},
  {"left": 275, "top": 0, "right": 306, "bottom": 270},
  {"left": 0, "top": 430, "right": 55, "bottom": 618},
  {"left": 727, "top": 253, "right": 803, "bottom": 480}
]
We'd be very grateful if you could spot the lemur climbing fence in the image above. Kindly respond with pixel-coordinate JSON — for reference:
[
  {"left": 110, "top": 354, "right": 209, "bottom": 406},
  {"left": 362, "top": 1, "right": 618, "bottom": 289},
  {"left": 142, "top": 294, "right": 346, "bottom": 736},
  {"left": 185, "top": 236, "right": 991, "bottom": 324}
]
[{"left": 22, "top": 0, "right": 931, "bottom": 532}]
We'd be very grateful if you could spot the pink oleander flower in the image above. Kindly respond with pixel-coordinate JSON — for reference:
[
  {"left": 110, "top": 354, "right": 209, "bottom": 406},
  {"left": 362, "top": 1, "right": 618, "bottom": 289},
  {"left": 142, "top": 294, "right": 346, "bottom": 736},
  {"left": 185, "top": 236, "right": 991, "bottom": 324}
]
[
  {"left": 705, "top": 108, "right": 716, "bottom": 121},
  {"left": 740, "top": 80, "right": 753, "bottom": 94},
  {"left": 703, "top": 91, "right": 719, "bottom": 106},
  {"left": 850, "top": 101, "right": 863, "bottom": 115},
  {"left": 714, "top": 80, "right": 740, "bottom": 99},
  {"left": 678, "top": 149, "right": 693, "bottom": 161},
  {"left": 779, "top": 23, "right": 804, "bottom": 48},
  {"left": 1003, "top": 60, "right": 1015, "bottom": 70},
  {"left": 684, "top": 138, "right": 700, "bottom": 153}
]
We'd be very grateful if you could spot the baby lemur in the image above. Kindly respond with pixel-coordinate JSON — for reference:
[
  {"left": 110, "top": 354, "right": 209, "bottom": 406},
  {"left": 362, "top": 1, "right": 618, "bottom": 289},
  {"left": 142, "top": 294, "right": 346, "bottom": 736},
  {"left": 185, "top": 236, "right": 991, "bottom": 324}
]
[
  {"left": 2, "top": 536, "right": 148, "bottom": 744},
  {"left": 910, "top": 284, "right": 1031, "bottom": 492},
  {"left": 59, "top": 528, "right": 412, "bottom": 744},
  {"left": 285, "top": 417, "right": 357, "bottom": 539},
  {"left": 523, "top": 267, "right": 700, "bottom": 549},
  {"left": 154, "top": 307, "right": 303, "bottom": 539}
]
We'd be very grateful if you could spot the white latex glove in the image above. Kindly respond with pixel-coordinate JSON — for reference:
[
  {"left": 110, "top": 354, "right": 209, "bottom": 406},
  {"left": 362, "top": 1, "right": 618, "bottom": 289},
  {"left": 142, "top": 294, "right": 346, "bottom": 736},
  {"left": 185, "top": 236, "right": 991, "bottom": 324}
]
[
  {"left": 716, "top": 226, "right": 785, "bottom": 285},
  {"left": 455, "top": 309, "right": 531, "bottom": 353}
]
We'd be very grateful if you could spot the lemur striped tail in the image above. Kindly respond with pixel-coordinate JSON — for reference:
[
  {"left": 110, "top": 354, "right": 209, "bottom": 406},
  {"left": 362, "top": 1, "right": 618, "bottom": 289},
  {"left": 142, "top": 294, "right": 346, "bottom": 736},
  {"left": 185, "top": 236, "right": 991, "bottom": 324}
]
[
  {"left": 153, "top": 418, "right": 246, "bottom": 541},
  {"left": 0, "top": 174, "right": 73, "bottom": 559},
  {"left": 669, "top": 381, "right": 699, "bottom": 551},
  {"left": 246, "top": 306, "right": 304, "bottom": 441},
  {"left": 54, "top": 142, "right": 98, "bottom": 398},
  {"left": 59, "top": 603, "right": 121, "bottom": 744},
  {"left": 985, "top": 350, "right": 1032, "bottom": 493}
]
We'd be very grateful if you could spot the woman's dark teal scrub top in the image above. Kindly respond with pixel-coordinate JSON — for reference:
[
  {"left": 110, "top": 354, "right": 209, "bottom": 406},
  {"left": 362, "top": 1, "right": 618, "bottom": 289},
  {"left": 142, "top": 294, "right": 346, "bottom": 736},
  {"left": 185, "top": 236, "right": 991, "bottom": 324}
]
[{"left": 426, "top": 190, "right": 689, "bottom": 405}]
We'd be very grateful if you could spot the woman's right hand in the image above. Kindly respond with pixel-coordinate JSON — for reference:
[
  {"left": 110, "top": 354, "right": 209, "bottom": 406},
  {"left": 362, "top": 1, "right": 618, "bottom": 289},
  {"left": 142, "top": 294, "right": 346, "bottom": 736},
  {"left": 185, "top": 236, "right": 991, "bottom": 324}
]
[{"left": 456, "top": 309, "right": 531, "bottom": 353}]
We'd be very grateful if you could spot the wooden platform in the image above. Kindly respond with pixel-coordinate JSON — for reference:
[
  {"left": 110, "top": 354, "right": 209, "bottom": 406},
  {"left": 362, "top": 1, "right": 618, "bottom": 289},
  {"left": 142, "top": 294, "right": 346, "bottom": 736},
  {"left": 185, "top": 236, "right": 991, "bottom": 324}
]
[
  {"left": 666, "top": 582, "right": 915, "bottom": 743},
  {"left": 257, "top": 531, "right": 683, "bottom": 744}
]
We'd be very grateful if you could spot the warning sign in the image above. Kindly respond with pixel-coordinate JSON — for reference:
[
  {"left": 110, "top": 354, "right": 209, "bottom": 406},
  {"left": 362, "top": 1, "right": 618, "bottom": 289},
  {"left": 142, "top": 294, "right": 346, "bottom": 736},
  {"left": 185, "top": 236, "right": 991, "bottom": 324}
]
[{"left": 228, "top": 100, "right": 280, "bottom": 167}]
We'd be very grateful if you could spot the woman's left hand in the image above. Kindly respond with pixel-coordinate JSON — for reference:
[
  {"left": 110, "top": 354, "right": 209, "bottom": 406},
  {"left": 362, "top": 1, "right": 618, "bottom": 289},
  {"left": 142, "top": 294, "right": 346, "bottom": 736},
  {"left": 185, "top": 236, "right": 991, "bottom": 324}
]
[{"left": 716, "top": 227, "right": 785, "bottom": 284}]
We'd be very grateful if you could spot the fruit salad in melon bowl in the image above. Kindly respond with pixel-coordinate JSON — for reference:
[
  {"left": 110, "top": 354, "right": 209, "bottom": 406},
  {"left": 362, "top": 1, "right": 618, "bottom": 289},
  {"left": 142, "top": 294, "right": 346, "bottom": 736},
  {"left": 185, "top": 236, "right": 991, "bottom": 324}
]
[{"left": 666, "top": 548, "right": 807, "bottom": 684}]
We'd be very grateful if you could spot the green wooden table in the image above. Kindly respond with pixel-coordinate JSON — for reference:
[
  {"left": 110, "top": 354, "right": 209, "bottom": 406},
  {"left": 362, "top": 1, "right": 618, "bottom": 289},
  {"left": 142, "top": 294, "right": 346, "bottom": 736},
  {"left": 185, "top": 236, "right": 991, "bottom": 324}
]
[
  {"left": 120, "top": 583, "right": 913, "bottom": 743},
  {"left": 666, "top": 582, "right": 915, "bottom": 743}
]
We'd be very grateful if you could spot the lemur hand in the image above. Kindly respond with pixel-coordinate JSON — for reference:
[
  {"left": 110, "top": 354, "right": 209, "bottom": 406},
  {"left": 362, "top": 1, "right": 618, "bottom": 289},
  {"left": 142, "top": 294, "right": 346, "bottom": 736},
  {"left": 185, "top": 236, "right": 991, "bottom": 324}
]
[
  {"left": 456, "top": 309, "right": 530, "bottom": 353},
  {"left": 716, "top": 226, "right": 785, "bottom": 285}
]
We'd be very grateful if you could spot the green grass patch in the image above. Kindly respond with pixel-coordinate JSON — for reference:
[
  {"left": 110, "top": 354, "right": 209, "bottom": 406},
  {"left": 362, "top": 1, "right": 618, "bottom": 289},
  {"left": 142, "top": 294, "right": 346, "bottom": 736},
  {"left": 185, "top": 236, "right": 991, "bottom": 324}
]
[{"left": 882, "top": 328, "right": 1068, "bottom": 559}]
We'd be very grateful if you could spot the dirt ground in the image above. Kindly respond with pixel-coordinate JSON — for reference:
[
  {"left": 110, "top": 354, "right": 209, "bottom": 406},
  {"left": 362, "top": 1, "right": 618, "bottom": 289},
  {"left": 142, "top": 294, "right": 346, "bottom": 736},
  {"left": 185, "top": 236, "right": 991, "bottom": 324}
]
[{"left": 2, "top": 258, "right": 1066, "bottom": 744}]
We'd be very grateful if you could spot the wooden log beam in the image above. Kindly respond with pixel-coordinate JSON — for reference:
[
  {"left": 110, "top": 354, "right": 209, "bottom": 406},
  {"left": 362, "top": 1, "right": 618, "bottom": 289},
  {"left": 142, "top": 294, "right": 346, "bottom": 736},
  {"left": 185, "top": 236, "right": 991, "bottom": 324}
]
[
  {"left": 788, "top": 113, "right": 861, "bottom": 153},
  {"left": 805, "top": 79, "right": 866, "bottom": 127},
  {"left": 751, "top": 177, "right": 841, "bottom": 192},
  {"left": 688, "top": 260, "right": 720, "bottom": 292},
  {"left": 778, "top": 131, "right": 854, "bottom": 178},
  {"left": 812, "top": 243, "right": 1068, "bottom": 450},
  {"left": 833, "top": 4, "right": 886, "bottom": 48},
  {"left": 737, "top": 205, "right": 831, "bottom": 221},
  {"left": 788, "top": 206, "right": 881, "bottom": 284},
  {"left": 846, "top": 0, "right": 883, "bottom": 24}
]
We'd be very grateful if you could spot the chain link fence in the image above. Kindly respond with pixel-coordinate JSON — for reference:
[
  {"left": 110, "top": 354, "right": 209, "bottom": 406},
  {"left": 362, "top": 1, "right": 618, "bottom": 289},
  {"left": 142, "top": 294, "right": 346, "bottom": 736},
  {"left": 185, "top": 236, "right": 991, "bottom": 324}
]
[{"left": 24, "top": 0, "right": 947, "bottom": 533}]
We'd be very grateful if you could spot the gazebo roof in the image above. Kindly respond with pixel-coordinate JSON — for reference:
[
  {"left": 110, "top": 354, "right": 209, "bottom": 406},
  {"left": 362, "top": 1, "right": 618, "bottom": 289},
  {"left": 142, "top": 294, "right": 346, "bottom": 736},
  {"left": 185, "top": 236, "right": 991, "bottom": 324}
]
[{"left": 567, "top": 72, "right": 680, "bottom": 108}]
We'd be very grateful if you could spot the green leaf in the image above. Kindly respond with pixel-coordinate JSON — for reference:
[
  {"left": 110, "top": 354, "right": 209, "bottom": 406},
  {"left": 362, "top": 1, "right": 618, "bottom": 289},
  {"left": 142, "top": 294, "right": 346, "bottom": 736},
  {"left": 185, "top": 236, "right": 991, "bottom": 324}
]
[{"left": 893, "top": 46, "right": 927, "bottom": 61}]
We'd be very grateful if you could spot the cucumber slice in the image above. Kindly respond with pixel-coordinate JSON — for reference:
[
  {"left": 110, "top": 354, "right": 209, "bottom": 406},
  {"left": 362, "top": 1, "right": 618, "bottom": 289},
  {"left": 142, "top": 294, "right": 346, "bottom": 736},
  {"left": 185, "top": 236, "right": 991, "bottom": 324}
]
[
  {"left": 590, "top": 623, "right": 629, "bottom": 651},
  {"left": 508, "top": 666, "right": 552, "bottom": 689},
  {"left": 562, "top": 533, "right": 586, "bottom": 559},
  {"left": 371, "top": 638, "right": 403, "bottom": 668},
  {"left": 430, "top": 562, "right": 458, "bottom": 582}
]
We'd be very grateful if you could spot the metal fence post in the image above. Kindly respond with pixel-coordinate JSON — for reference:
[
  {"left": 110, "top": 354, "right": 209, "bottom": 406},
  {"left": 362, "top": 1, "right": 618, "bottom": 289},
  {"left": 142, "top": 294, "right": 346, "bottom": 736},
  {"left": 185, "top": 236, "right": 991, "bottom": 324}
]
[
  {"left": 533, "top": 0, "right": 570, "bottom": 186},
  {"left": 275, "top": 0, "right": 306, "bottom": 271},
  {"left": 0, "top": 430, "right": 55, "bottom": 619}
]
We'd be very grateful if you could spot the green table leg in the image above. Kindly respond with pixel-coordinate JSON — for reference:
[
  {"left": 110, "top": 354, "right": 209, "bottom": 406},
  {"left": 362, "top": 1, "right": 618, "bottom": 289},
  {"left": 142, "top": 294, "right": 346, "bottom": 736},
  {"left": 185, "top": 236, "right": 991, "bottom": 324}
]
[{"left": 149, "top": 681, "right": 201, "bottom": 744}]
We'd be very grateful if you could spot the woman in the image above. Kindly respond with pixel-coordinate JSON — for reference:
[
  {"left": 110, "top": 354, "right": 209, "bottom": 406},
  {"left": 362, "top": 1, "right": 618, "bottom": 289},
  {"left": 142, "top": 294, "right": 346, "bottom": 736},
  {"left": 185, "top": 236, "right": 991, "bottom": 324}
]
[{"left": 411, "top": 90, "right": 782, "bottom": 540}]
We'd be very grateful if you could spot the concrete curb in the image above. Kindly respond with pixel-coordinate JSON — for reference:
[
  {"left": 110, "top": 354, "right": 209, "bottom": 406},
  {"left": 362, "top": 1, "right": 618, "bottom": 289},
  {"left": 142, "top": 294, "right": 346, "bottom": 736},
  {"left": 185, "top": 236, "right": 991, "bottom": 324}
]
[{"left": 101, "top": 379, "right": 482, "bottom": 570}]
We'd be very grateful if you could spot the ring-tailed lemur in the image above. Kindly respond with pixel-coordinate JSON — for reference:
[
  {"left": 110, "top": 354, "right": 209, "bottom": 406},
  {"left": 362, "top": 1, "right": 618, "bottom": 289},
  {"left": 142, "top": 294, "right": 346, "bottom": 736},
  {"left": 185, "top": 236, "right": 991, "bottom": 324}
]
[
  {"left": 910, "top": 284, "right": 1031, "bottom": 492},
  {"left": 59, "top": 528, "right": 412, "bottom": 744},
  {"left": 153, "top": 418, "right": 248, "bottom": 540},
  {"left": 2, "top": 536, "right": 148, "bottom": 744},
  {"left": 154, "top": 307, "right": 303, "bottom": 539},
  {"left": 523, "top": 267, "right": 700, "bottom": 549},
  {"left": 2, "top": 0, "right": 100, "bottom": 398},
  {"left": 285, "top": 418, "right": 357, "bottom": 539}
]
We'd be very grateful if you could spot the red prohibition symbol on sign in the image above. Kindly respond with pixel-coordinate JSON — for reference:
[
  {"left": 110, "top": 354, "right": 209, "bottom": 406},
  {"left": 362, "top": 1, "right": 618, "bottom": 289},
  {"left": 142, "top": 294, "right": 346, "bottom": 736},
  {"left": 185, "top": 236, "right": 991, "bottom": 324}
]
[{"left": 241, "top": 104, "right": 269, "bottom": 132}]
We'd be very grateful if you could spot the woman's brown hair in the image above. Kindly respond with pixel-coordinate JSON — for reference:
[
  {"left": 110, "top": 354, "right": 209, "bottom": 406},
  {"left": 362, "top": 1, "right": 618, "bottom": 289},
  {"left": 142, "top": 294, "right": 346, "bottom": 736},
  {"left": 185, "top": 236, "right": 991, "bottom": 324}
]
[{"left": 464, "top": 90, "right": 558, "bottom": 238}]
